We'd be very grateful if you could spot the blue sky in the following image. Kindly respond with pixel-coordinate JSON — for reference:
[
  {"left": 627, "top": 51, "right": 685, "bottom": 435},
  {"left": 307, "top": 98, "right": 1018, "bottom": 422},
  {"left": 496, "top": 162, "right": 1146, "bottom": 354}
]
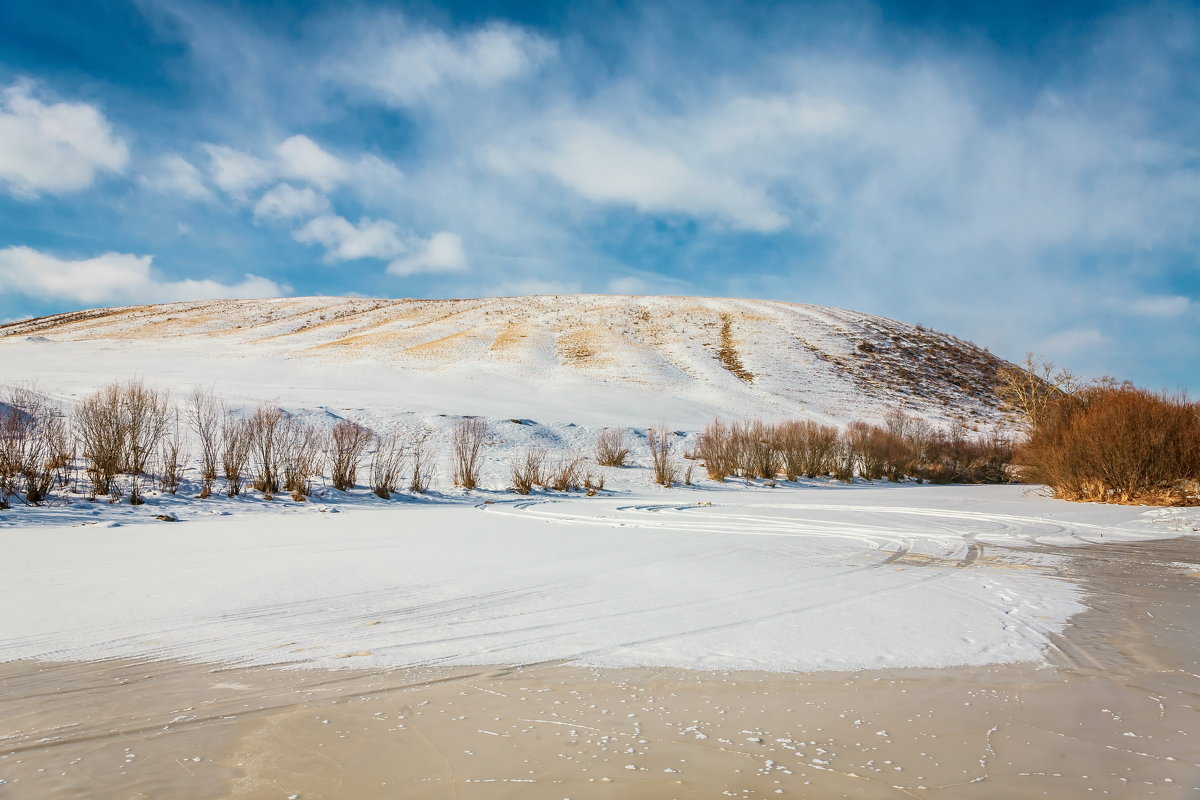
[{"left": 0, "top": 0, "right": 1196, "bottom": 393}]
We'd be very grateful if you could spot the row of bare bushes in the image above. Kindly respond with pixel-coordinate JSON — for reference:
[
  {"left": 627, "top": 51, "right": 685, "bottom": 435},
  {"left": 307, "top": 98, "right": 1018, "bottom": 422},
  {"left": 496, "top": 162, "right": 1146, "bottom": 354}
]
[
  {"left": 693, "top": 412, "right": 1012, "bottom": 485},
  {"left": 0, "top": 381, "right": 453, "bottom": 507}
]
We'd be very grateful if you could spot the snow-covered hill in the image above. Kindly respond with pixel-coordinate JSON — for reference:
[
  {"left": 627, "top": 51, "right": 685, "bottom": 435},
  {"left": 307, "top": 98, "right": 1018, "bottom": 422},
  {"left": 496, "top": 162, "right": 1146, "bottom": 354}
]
[{"left": 0, "top": 295, "right": 1012, "bottom": 428}]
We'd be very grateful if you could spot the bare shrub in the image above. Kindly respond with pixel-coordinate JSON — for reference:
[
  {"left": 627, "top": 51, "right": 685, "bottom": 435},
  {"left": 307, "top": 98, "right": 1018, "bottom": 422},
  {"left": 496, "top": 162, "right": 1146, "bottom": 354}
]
[
  {"left": 451, "top": 417, "right": 487, "bottom": 490},
  {"left": 370, "top": 433, "right": 406, "bottom": 499},
  {"left": 647, "top": 425, "right": 678, "bottom": 487},
  {"left": 695, "top": 419, "right": 738, "bottom": 481},
  {"left": 220, "top": 412, "right": 252, "bottom": 497},
  {"left": 158, "top": 412, "right": 188, "bottom": 495},
  {"left": 595, "top": 428, "right": 631, "bottom": 467},
  {"left": 0, "top": 387, "right": 63, "bottom": 506},
  {"left": 734, "top": 420, "right": 777, "bottom": 479},
  {"left": 119, "top": 380, "right": 170, "bottom": 476},
  {"left": 75, "top": 383, "right": 125, "bottom": 497},
  {"left": 846, "top": 422, "right": 890, "bottom": 480},
  {"left": 329, "top": 420, "right": 374, "bottom": 491},
  {"left": 548, "top": 453, "right": 585, "bottom": 491},
  {"left": 279, "top": 416, "right": 325, "bottom": 499},
  {"left": 186, "top": 387, "right": 221, "bottom": 496},
  {"left": 774, "top": 420, "right": 839, "bottom": 480},
  {"left": 1019, "top": 387, "right": 1200, "bottom": 505},
  {"left": 831, "top": 436, "right": 857, "bottom": 482},
  {"left": 409, "top": 430, "right": 435, "bottom": 493},
  {"left": 247, "top": 405, "right": 285, "bottom": 499},
  {"left": 511, "top": 447, "right": 547, "bottom": 494}
]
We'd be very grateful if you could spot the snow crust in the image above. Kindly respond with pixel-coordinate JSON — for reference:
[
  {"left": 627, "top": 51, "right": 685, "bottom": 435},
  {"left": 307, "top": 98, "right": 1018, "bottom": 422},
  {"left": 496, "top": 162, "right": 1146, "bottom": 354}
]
[{"left": 0, "top": 485, "right": 1179, "bottom": 673}]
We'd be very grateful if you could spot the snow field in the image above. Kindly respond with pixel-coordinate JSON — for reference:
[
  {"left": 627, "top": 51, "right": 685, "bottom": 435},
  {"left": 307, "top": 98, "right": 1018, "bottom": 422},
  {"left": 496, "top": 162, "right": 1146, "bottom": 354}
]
[{"left": 0, "top": 484, "right": 1181, "bottom": 674}]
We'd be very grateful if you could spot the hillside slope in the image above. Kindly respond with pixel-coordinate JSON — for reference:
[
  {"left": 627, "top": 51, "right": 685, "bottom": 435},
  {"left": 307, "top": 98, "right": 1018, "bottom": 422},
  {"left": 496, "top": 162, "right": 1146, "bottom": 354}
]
[{"left": 0, "top": 295, "right": 1012, "bottom": 428}]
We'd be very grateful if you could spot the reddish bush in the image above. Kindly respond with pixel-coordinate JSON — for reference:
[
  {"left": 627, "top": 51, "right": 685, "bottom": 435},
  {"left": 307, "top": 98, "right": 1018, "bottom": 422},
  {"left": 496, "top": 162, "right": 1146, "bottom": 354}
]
[{"left": 1019, "top": 387, "right": 1200, "bottom": 505}]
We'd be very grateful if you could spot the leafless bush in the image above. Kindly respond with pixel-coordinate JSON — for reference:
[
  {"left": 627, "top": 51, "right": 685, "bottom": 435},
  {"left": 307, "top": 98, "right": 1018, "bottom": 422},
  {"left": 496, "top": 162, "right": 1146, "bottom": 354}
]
[
  {"left": 734, "top": 420, "right": 777, "bottom": 480},
  {"left": 548, "top": 453, "right": 585, "bottom": 491},
  {"left": 279, "top": 416, "right": 325, "bottom": 499},
  {"left": 247, "top": 405, "right": 286, "bottom": 499},
  {"left": 511, "top": 447, "right": 547, "bottom": 494},
  {"left": 595, "top": 428, "right": 631, "bottom": 467},
  {"left": 186, "top": 387, "right": 221, "bottom": 496},
  {"left": 846, "top": 422, "right": 889, "bottom": 480},
  {"left": 451, "top": 417, "right": 487, "bottom": 490},
  {"left": 119, "top": 380, "right": 170, "bottom": 476},
  {"left": 773, "top": 420, "right": 838, "bottom": 480},
  {"left": 695, "top": 419, "right": 738, "bottom": 481},
  {"left": 329, "top": 420, "right": 374, "bottom": 491},
  {"left": 0, "top": 387, "right": 63, "bottom": 506},
  {"left": 409, "top": 430, "right": 435, "bottom": 493},
  {"left": 647, "top": 425, "right": 678, "bottom": 487},
  {"left": 75, "top": 383, "right": 125, "bottom": 497},
  {"left": 1019, "top": 386, "right": 1199, "bottom": 504},
  {"left": 831, "top": 436, "right": 856, "bottom": 482},
  {"left": 220, "top": 412, "right": 252, "bottom": 497},
  {"left": 158, "top": 412, "right": 188, "bottom": 495},
  {"left": 370, "top": 433, "right": 406, "bottom": 499},
  {"left": 74, "top": 380, "right": 170, "bottom": 499}
]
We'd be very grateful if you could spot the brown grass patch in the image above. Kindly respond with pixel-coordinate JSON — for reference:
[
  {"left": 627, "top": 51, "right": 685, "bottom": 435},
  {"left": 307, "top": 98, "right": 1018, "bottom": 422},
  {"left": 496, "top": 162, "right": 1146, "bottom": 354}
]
[{"left": 717, "top": 314, "right": 754, "bottom": 382}]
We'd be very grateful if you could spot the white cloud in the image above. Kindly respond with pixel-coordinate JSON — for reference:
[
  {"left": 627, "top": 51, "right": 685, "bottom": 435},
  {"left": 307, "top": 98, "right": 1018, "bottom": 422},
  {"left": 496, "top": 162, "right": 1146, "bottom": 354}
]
[
  {"left": 254, "top": 183, "right": 331, "bottom": 220},
  {"left": 204, "top": 143, "right": 273, "bottom": 197},
  {"left": 1127, "top": 295, "right": 1191, "bottom": 317},
  {"left": 140, "top": 154, "right": 213, "bottom": 200},
  {"left": 294, "top": 214, "right": 407, "bottom": 261},
  {"left": 387, "top": 232, "right": 467, "bottom": 276},
  {"left": 0, "top": 246, "right": 285, "bottom": 305},
  {"left": 0, "top": 82, "right": 129, "bottom": 196},
  {"left": 277, "top": 134, "right": 347, "bottom": 190},
  {"left": 336, "top": 22, "right": 555, "bottom": 106}
]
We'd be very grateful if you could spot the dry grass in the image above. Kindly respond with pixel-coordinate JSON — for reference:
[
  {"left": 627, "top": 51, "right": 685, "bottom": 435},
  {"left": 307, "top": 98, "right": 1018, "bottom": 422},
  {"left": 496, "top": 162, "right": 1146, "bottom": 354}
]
[
  {"left": 717, "top": 314, "right": 754, "bottom": 383},
  {"left": 595, "top": 428, "right": 631, "bottom": 467}
]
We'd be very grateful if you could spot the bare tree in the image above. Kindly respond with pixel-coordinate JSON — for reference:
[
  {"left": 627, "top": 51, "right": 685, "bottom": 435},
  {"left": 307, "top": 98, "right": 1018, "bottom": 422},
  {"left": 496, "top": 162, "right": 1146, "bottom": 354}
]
[
  {"left": 370, "top": 433, "right": 406, "bottom": 499},
  {"left": 186, "top": 387, "right": 221, "bottom": 496},
  {"left": 995, "top": 354, "right": 1078, "bottom": 429},
  {"left": 450, "top": 417, "right": 487, "bottom": 490},
  {"left": 647, "top": 425, "right": 678, "bottom": 487},
  {"left": 329, "top": 420, "right": 374, "bottom": 491},
  {"left": 595, "top": 428, "right": 631, "bottom": 467}
]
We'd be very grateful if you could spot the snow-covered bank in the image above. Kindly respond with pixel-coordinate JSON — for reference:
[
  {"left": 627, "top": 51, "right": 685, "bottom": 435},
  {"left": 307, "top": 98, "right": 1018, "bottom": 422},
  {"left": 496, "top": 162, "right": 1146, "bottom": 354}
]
[{"left": 1, "top": 485, "right": 1189, "bottom": 674}]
